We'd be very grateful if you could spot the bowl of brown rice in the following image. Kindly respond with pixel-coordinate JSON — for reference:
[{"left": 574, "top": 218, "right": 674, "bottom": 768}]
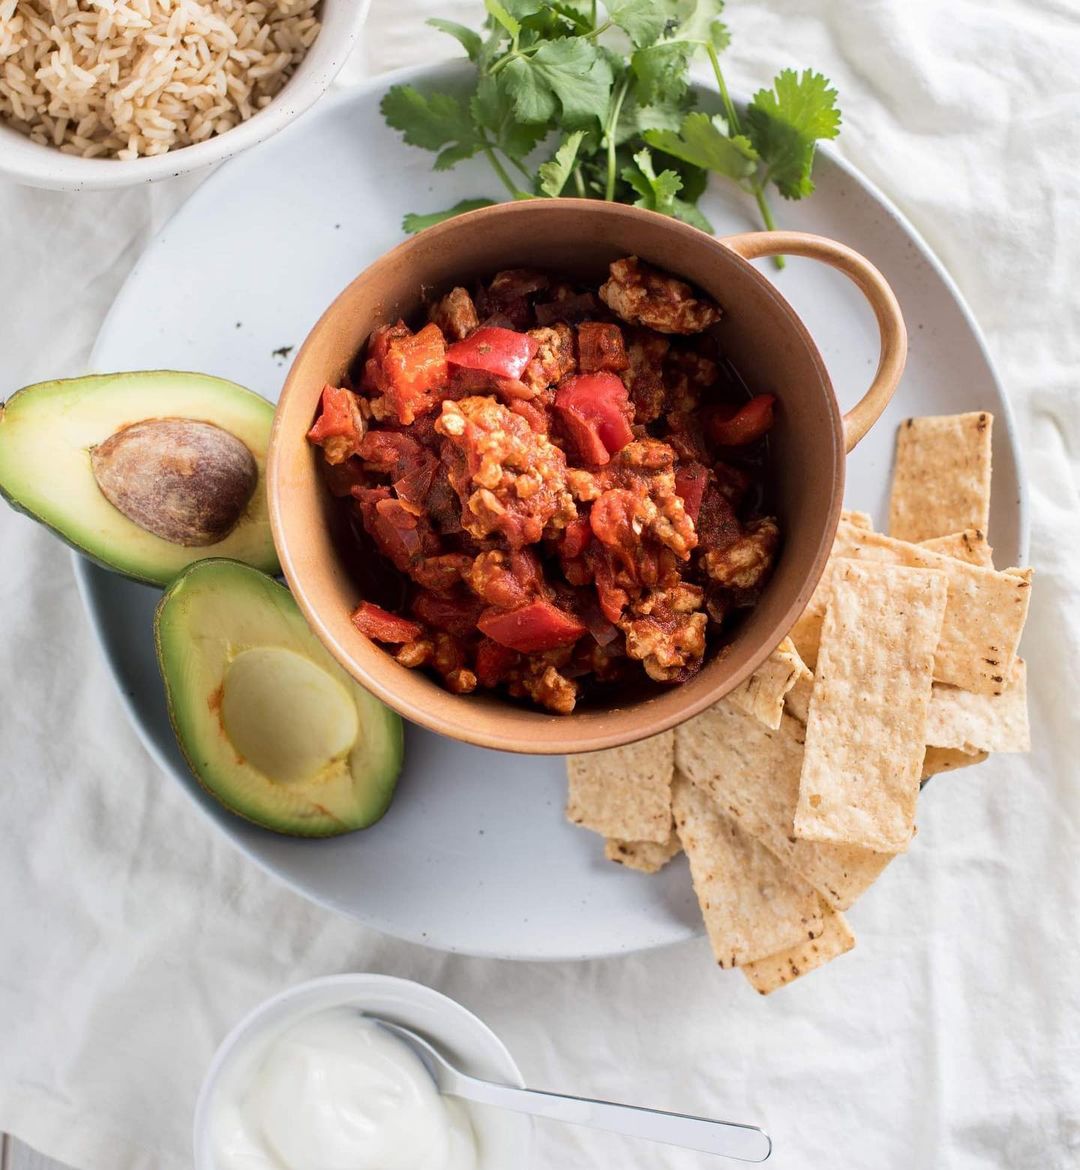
[{"left": 0, "top": 0, "right": 370, "bottom": 189}]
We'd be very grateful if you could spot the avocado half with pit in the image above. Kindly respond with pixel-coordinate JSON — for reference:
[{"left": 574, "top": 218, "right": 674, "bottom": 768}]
[
  {"left": 0, "top": 371, "right": 278, "bottom": 586},
  {"left": 156, "top": 559, "right": 403, "bottom": 837}
]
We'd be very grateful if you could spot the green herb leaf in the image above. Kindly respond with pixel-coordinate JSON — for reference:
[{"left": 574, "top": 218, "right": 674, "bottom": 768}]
[
  {"left": 644, "top": 111, "right": 757, "bottom": 181},
  {"left": 402, "top": 199, "right": 497, "bottom": 234},
  {"left": 500, "top": 56, "right": 559, "bottom": 124},
  {"left": 484, "top": 0, "right": 521, "bottom": 39},
  {"left": 746, "top": 68, "right": 841, "bottom": 198},
  {"left": 621, "top": 147, "right": 683, "bottom": 215},
  {"left": 426, "top": 18, "right": 483, "bottom": 61},
  {"left": 503, "top": 37, "right": 614, "bottom": 128},
  {"left": 671, "top": 197, "right": 713, "bottom": 232},
  {"left": 609, "top": 0, "right": 676, "bottom": 49},
  {"left": 381, "top": 85, "right": 481, "bottom": 155},
  {"left": 630, "top": 41, "right": 694, "bottom": 106},
  {"left": 538, "top": 130, "right": 586, "bottom": 196},
  {"left": 615, "top": 91, "right": 692, "bottom": 145},
  {"left": 673, "top": 0, "right": 730, "bottom": 50}
]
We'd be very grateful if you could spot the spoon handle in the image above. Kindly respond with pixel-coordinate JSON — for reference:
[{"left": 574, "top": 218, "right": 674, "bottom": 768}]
[{"left": 449, "top": 1077, "right": 771, "bottom": 1162}]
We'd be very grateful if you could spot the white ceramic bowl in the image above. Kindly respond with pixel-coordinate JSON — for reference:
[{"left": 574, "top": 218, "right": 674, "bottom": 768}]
[
  {"left": 193, "top": 974, "right": 532, "bottom": 1169},
  {"left": 0, "top": 0, "right": 369, "bottom": 191}
]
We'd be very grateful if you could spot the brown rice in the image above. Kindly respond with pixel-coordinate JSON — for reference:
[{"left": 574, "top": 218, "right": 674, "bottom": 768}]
[{"left": 0, "top": 0, "right": 321, "bottom": 160}]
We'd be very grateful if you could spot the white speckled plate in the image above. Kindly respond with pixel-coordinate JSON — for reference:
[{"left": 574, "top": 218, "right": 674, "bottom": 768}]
[{"left": 81, "top": 62, "right": 1028, "bottom": 960}]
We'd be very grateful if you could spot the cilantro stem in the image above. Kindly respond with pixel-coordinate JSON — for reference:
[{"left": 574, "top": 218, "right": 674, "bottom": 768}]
[
  {"left": 705, "top": 43, "right": 785, "bottom": 269},
  {"left": 603, "top": 75, "right": 630, "bottom": 202},
  {"left": 584, "top": 19, "right": 612, "bottom": 39},
  {"left": 590, "top": 0, "right": 596, "bottom": 26},
  {"left": 573, "top": 165, "right": 586, "bottom": 198},
  {"left": 483, "top": 144, "right": 527, "bottom": 199}
]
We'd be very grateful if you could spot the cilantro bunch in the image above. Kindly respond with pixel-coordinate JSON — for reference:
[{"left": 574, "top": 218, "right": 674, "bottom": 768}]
[{"left": 382, "top": 0, "right": 841, "bottom": 266}]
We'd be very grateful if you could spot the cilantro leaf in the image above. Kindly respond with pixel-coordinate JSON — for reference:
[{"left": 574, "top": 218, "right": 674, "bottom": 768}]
[
  {"left": 403, "top": 199, "right": 497, "bottom": 234},
  {"left": 644, "top": 112, "right": 757, "bottom": 181},
  {"left": 673, "top": 0, "right": 730, "bottom": 50},
  {"left": 503, "top": 38, "right": 613, "bottom": 128},
  {"left": 621, "top": 147, "right": 683, "bottom": 215},
  {"left": 746, "top": 68, "right": 841, "bottom": 198},
  {"left": 609, "top": 0, "right": 677, "bottom": 49},
  {"left": 672, "top": 197, "right": 713, "bottom": 232},
  {"left": 381, "top": 85, "right": 482, "bottom": 156},
  {"left": 427, "top": 18, "right": 483, "bottom": 61},
  {"left": 630, "top": 41, "right": 694, "bottom": 106},
  {"left": 471, "top": 75, "right": 548, "bottom": 161},
  {"left": 484, "top": 0, "right": 521, "bottom": 39},
  {"left": 538, "top": 130, "right": 586, "bottom": 196}
]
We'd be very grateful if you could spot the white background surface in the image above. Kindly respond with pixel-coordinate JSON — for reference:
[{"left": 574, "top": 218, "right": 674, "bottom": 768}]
[{"left": 1, "top": 2, "right": 1079, "bottom": 1168}]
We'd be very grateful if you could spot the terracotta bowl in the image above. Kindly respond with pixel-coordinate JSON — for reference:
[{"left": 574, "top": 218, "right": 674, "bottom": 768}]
[{"left": 268, "top": 201, "right": 906, "bottom": 754}]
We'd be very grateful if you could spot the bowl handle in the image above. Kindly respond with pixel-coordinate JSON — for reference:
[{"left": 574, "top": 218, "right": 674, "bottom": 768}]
[{"left": 721, "top": 231, "right": 907, "bottom": 453}]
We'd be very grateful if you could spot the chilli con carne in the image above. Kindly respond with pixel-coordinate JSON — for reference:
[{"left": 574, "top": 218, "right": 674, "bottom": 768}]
[{"left": 307, "top": 256, "right": 781, "bottom": 714}]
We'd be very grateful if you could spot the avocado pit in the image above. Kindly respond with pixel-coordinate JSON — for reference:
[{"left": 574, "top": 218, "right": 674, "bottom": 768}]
[{"left": 91, "top": 417, "right": 257, "bottom": 547}]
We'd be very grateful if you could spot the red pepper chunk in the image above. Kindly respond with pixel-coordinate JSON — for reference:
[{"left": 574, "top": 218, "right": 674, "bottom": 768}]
[
  {"left": 706, "top": 394, "right": 777, "bottom": 446},
  {"left": 553, "top": 372, "right": 635, "bottom": 466},
  {"left": 477, "top": 600, "right": 586, "bottom": 654},
  {"left": 307, "top": 384, "right": 364, "bottom": 464},
  {"left": 351, "top": 601, "right": 422, "bottom": 643},
  {"left": 380, "top": 323, "right": 449, "bottom": 426},
  {"left": 445, "top": 326, "right": 540, "bottom": 381},
  {"left": 674, "top": 461, "right": 708, "bottom": 523}
]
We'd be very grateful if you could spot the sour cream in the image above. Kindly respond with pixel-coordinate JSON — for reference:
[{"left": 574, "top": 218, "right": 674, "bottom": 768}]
[{"left": 212, "top": 1007, "right": 477, "bottom": 1170}]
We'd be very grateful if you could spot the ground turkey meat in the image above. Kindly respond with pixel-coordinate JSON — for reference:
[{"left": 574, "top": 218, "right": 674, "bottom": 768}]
[{"left": 600, "top": 257, "right": 723, "bottom": 335}]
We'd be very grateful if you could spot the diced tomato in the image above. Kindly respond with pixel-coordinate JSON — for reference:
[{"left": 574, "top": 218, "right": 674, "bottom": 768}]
[
  {"left": 353, "top": 488, "right": 438, "bottom": 572},
  {"left": 307, "top": 384, "right": 365, "bottom": 464},
  {"left": 379, "top": 320, "right": 449, "bottom": 425},
  {"left": 411, "top": 590, "right": 485, "bottom": 638},
  {"left": 590, "top": 550, "right": 630, "bottom": 625},
  {"left": 361, "top": 322, "right": 410, "bottom": 394},
  {"left": 446, "top": 326, "right": 540, "bottom": 381},
  {"left": 351, "top": 601, "right": 422, "bottom": 643},
  {"left": 577, "top": 322, "right": 629, "bottom": 373},
  {"left": 553, "top": 372, "right": 635, "bottom": 466},
  {"left": 559, "top": 513, "right": 593, "bottom": 560},
  {"left": 674, "top": 461, "right": 708, "bottom": 522},
  {"left": 477, "top": 600, "right": 586, "bottom": 654},
  {"left": 474, "top": 638, "right": 520, "bottom": 688},
  {"left": 705, "top": 394, "right": 776, "bottom": 446}
]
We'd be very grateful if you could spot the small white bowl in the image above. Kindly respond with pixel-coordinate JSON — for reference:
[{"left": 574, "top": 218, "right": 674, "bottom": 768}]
[
  {"left": 0, "top": 0, "right": 369, "bottom": 191},
  {"left": 193, "top": 973, "right": 532, "bottom": 1170}
]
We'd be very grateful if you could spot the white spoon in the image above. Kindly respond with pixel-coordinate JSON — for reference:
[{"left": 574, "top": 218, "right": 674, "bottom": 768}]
[{"left": 372, "top": 1018, "right": 772, "bottom": 1162}]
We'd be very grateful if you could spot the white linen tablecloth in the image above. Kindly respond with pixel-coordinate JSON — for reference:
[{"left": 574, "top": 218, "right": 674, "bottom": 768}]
[{"left": 2, "top": 2, "right": 1079, "bottom": 1168}]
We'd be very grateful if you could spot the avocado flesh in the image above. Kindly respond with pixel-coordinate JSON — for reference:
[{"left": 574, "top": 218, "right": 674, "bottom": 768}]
[
  {"left": 0, "top": 371, "right": 279, "bottom": 586},
  {"left": 156, "top": 559, "right": 403, "bottom": 837}
]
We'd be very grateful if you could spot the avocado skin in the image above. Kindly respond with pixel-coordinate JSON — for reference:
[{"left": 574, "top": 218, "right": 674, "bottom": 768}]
[
  {"left": 155, "top": 559, "right": 404, "bottom": 838},
  {"left": 0, "top": 372, "right": 279, "bottom": 587}
]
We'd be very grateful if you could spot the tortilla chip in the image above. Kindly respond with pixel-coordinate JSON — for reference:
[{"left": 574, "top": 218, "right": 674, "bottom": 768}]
[
  {"left": 841, "top": 509, "right": 874, "bottom": 530},
  {"left": 823, "top": 521, "right": 1032, "bottom": 694},
  {"left": 795, "top": 561, "right": 947, "bottom": 853},
  {"left": 925, "top": 659, "right": 1030, "bottom": 754},
  {"left": 566, "top": 731, "right": 673, "bottom": 843},
  {"left": 919, "top": 529, "right": 994, "bottom": 568},
  {"left": 742, "top": 902, "right": 856, "bottom": 995},
  {"left": 675, "top": 701, "right": 893, "bottom": 911},
  {"left": 889, "top": 412, "right": 993, "bottom": 542},
  {"left": 785, "top": 669, "right": 814, "bottom": 725},
  {"left": 921, "top": 746, "right": 989, "bottom": 780},
  {"left": 672, "top": 774, "right": 824, "bottom": 967},
  {"left": 728, "top": 637, "right": 813, "bottom": 730},
  {"left": 604, "top": 830, "right": 681, "bottom": 874}
]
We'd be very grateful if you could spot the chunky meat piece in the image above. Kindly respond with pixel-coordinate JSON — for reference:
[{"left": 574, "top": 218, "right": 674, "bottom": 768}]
[
  {"left": 600, "top": 257, "right": 722, "bottom": 335},
  {"left": 577, "top": 322, "right": 629, "bottom": 374},
  {"left": 702, "top": 516, "right": 780, "bottom": 591},
  {"left": 620, "top": 583, "right": 708, "bottom": 682},
  {"left": 534, "top": 284, "right": 599, "bottom": 326},
  {"left": 465, "top": 548, "right": 545, "bottom": 609},
  {"left": 307, "top": 384, "right": 366, "bottom": 465},
  {"left": 409, "top": 552, "right": 472, "bottom": 592},
  {"left": 429, "top": 286, "right": 479, "bottom": 341},
  {"left": 431, "top": 632, "right": 477, "bottom": 694},
  {"left": 621, "top": 330, "right": 669, "bottom": 423},
  {"left": 509, "top": 659, "right": 578, "bottom": 714},
  {"left": 522, "top": 324, "right": 576, "bottom": 394},
  {"left": 598, "top": 439, "right": 697, "bottom": 560},
  {"left": 478, "top": 268, "right": 548, "bottom": 329},
  {"left": 436, "top": 396, "right": 576, "bottom": 547}
]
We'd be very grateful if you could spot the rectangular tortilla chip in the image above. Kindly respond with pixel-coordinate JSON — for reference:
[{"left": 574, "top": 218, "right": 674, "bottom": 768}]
[
  {"left": 922, "top": 746, "right": 989, "bottom": 780},
  {"left": 824, "top": 521, "right": 1032, "bottom": 694},
  {"left": 566, "top": 731, "right": 673, "bottom": 843},
  {"left": 672, "top": 775, "right": 824, "bottom": 968},
  {"left": 728, "top": 637, "right": 812, "bottom": 730},
  {"left": 742, "top": 902, "right": 856, "bottom": 995},
  {"left": 795, "top": 561, "right": 948, "bottom": 853},
  {"left": 841, "top": 509, "right": 874, "bottom": 530},
  {"left": 604, "top": 830, "right": 681, "bottom": 874},
  {"left": 785, "top": 669, "right": 814, "bottom": 725},
  {"left": 925, "top": 659, "right": 1030, "bottom": 754},
  {"left": 889, "top": 412, "right": 993, "bottom": 541},
  {"left": 919, "top": 528, "right": 994, "bottom": 568},
  {"left": 675, "top": 700, "right": 893, "bottom": 911}
]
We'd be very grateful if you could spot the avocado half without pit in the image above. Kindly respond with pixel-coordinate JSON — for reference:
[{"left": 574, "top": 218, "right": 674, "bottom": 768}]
[
  {"left": 0, "top": 371, "right": 279, "bottom": 585},
  {"left": 156, "top": 560, "right": 403, "bottom": 837}
]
